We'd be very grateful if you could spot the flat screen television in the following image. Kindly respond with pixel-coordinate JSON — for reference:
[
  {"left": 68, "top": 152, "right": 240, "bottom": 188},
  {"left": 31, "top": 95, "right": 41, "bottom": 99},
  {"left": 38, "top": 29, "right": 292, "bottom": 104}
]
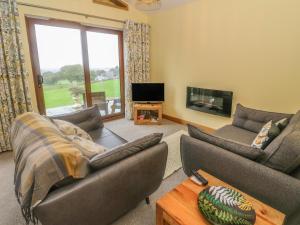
[{"left": 132, "top": 83, "right": 164, "bottom": 102}]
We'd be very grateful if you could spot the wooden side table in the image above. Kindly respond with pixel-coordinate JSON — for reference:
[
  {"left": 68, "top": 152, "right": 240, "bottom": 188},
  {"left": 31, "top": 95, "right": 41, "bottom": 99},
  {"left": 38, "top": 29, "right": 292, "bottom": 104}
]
[
  {"left": 134, "top": 103, "right": 162, "bottom": 125},
  {"left": 156, "top": 170, "right": 285, "bottom": 225}
]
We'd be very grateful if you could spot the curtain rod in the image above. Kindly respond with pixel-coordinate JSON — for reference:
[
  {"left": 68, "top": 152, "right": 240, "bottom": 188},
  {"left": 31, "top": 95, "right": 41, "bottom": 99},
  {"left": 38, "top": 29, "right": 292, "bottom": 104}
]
[{"left": 15, "top": 1, "right": 126, "bottom": 24}]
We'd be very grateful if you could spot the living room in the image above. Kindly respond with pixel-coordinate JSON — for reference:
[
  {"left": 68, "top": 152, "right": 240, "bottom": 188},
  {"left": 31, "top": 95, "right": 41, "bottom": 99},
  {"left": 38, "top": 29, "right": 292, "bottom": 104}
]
[{"left": 0, "top": 0, "right": 300, "bottom": 225}]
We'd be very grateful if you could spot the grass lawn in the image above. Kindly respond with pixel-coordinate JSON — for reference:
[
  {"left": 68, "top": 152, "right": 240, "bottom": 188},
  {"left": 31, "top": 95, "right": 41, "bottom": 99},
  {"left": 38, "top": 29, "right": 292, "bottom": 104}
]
[{"left": 44, "top": 79, "right": 120, "bottom": 108}]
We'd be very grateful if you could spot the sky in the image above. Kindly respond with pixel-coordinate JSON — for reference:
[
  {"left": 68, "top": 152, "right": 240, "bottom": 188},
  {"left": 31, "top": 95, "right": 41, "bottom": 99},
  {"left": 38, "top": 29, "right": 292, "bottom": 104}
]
[{"left": 35, "top": 24, "right": 120, "bottom": 72}]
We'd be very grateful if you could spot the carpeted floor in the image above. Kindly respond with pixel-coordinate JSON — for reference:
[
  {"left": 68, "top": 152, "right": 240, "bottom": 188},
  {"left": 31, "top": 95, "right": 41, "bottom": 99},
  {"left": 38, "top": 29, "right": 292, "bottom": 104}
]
[
  {"left": 0, "top": 119, "right": 188, "bottom": 225},
  {"left": 162, "top": 130, "right": 188, "bottom": 178},
  {"left": 105, "top": 118, "right": 187, "bottom": 141}
]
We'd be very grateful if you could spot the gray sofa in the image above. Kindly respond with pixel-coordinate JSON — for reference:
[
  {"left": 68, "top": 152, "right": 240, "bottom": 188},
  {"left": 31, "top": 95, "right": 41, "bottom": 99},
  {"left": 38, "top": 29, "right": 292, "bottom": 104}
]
[
  {"left": 180, "top": 104, "right": 300, "bottom": 225},
  {"left": 33, "top": 106, "right": 168, "bottom": 225}
]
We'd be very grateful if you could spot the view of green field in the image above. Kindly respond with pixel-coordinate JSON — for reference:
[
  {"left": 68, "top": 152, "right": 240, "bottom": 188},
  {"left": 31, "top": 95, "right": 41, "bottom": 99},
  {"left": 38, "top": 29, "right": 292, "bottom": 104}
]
[{"left": 44, "top": 79, "right": 120, "bottom": 108}]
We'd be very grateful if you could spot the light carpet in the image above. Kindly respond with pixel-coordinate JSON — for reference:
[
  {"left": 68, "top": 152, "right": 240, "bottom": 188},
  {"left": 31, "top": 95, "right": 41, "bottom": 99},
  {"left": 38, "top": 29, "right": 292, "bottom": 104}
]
[
  {"left": 162, "top": 130, "right": 188, "bottom": 179},
  {"left": 105, "top": 118, "right": 186, "bottom": 141}
]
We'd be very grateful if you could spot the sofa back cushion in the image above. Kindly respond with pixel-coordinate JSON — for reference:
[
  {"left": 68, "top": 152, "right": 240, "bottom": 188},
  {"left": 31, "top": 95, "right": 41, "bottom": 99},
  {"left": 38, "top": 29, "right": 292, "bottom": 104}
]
[
  {"left": 89, "top": 133, "right": 163, "bottom": 170},
  {"left": 232, "top": 104, "right": 293, "bottom": 133},
  {"left": 262, "top": 111, "right": 300, "bottom": 173},
  {"left": 51, "top": 105, "right": 103, "bottom": 132}
]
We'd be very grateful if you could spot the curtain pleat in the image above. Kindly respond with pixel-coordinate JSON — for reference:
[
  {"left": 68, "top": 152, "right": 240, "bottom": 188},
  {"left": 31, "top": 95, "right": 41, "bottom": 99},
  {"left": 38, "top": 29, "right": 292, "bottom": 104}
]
[
  {"left": 0, "top": 0, "right": 32, "bottom": 152},
  {"left": 124, "top": 20, "right": 150, "bottom": 120}
]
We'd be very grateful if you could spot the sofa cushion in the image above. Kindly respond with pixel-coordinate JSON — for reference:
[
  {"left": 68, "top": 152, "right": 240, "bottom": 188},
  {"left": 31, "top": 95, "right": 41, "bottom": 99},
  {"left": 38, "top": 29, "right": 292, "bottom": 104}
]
[
  {"left": 88, "top": 128, "right": 127, "bottom": 149},
  {"left": 232, "top": 104, "right": 292, "bottom": 133},
  {"left": 275, "top": 118, "right": 289, "bottom": 131},
  {"left": 262, "top": 111, "right": 300, "bottom": 173},
  {"left": 89, "top": 133, "right": 163, "bottom": 170},
  {"left": 213, "top": 125, "right": 257, "bottom": 145},
  {"left": 188, "top": 124, "right": 264, "bottom": 160},
  {"left": 51, "top": 105, "right": 103, "bottom": 132},
  {"left": 251, "top": 121, "right": 281, "bottom": 149}
]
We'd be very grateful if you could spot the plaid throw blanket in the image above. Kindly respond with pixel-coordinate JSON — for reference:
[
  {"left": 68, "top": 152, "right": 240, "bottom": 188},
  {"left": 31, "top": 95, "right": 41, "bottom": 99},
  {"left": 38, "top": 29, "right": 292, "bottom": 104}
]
[{"left": 10, "top": 112, "right": 90, "bottom": 224}]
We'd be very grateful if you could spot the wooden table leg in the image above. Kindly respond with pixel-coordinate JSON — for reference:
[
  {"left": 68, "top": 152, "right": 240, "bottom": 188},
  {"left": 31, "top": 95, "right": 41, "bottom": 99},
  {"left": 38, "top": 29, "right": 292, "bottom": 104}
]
[{"left": 156, "top": 204, "right": 164, "bottom": 225}]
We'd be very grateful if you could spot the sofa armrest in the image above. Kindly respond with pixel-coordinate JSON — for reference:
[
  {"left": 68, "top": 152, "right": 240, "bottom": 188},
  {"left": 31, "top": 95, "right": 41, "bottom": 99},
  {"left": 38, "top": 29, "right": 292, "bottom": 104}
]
[
  {"left": 180, "top": 135, "right": 300, "bottom": 220},
  {"left": 35, "top": 142, "right": 168, "bottom": 225}
]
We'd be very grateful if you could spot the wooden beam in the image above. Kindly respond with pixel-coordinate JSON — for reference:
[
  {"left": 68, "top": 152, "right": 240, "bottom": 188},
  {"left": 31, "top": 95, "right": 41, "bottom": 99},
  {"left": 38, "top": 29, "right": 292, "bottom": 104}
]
[
  {"left": 93, "top": 0, "right": 129, "bottom": 11},
  {"left": 162, "top": 114, "right": 215, "bottom": 134}
]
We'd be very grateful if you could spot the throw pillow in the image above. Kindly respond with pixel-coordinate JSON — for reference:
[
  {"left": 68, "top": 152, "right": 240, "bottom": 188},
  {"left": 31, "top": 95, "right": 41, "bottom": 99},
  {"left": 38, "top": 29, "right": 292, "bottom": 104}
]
[
  {"left": 261, "top": 111, "right": 300, "bottom": 173},
  {"left": 275, "top": 118, "right": 289, "bottom": 131},
  {"left": 251, "top": 121, "right": 281, "bottom": 149},
  {"left": 188, "top": 124, "right": 264, "bottom": 160},
  {"left": 89, "top": 133, "right": 163, "bottom": 170},
  {"left": 68, "top": 135, "right": 106, "bottom": 159},
  {"left": 52, "top": 119, "right": 93, "bottom": 141}
]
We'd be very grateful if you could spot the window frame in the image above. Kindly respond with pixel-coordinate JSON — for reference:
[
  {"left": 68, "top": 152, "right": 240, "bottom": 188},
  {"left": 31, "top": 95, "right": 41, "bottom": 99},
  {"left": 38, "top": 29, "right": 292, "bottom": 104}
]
[{"left": 26, "top": 17, "right": 125, "bottom": 121}]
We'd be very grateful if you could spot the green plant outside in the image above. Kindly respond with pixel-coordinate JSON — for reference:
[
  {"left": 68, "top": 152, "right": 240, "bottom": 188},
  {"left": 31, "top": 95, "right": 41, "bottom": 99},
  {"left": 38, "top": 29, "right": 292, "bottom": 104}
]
[{"left": 44, "top": 79, "right": 120, "bottom": 108}]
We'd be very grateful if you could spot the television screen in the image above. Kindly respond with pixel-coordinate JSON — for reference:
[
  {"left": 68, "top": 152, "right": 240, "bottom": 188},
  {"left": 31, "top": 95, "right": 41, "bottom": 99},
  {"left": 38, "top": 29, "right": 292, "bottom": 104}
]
[{"left": 132, "top": 83, "right": 164, "bottom": 102}]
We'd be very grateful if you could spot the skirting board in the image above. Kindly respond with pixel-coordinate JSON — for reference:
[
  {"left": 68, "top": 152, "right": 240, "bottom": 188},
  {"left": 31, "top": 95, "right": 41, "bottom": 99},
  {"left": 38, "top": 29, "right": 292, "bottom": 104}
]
[{"left": 162, "top": 114, "right": 215, "bottom": 134}]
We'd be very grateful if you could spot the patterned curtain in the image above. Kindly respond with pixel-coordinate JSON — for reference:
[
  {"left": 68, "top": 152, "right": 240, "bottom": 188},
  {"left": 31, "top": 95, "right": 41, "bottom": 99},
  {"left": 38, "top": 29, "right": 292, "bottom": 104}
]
[
  {"left": 124, "top": 20, "right": 150, "bottom": 120},
  {"left": 0, "top": 0, "right": 32, "bottom": 152}
]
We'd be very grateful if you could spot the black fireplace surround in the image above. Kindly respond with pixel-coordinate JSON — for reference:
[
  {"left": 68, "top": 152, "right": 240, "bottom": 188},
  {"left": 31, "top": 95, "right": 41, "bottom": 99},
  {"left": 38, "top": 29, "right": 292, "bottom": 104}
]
[{"left": 186, "top": 87, "right": 233, "bottom": 117}]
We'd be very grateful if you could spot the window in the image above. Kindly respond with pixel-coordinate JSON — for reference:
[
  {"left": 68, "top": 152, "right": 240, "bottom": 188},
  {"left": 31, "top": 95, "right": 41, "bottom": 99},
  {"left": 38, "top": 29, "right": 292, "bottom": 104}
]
[{"left": 26, "top": 18, "right": 124, "bottom": 119}]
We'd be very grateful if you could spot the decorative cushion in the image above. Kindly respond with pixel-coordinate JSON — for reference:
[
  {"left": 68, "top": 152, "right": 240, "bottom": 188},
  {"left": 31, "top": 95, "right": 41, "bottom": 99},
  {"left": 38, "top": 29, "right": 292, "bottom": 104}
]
[
  {"left": 68, "top": 135, "right": 106, "bottom": 159},
  {"left": 52, "top": 119, "right": 93, "bottom": 141},
  {"left": 51, "top": 105, "right": 103, "bottom": 132},
  {"left": 188, "top": 124, "right": 264, "bottom": 160},
  {"left": 198, "top": 186, "right": 256, "bottom": 225},
  {"left": 275, "top": 118, "right": 289, "bottom": 131},
  {"left": 232, "top": 104, "right": 292, "bottom": 133},
  {"left": 251, "top": 121, "right": 281, "bottom": 149},
  {"left": 89, "top": 133, "right": 163, "bottom": 170},
  {"left": 259, "top": 111, "right": 300, "bottom": 173}
]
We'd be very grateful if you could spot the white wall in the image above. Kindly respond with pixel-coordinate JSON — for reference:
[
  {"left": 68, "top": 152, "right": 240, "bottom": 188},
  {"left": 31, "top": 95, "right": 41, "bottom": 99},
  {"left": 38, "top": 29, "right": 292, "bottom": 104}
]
[{"left": 149, "top": 0, "right": 300, "bottom": 129}]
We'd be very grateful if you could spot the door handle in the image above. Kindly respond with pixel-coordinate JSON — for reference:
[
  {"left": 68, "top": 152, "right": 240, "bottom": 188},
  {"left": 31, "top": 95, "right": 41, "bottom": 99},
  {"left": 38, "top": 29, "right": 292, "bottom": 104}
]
[{"left": 37, "top": 75, "right": 43, "bottom": 88}]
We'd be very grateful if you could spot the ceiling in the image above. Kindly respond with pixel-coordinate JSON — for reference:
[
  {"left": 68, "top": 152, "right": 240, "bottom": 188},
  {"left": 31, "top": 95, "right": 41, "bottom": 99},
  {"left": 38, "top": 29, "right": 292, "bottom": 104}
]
[
  {"left": 159, "top": 0, "right": 194, "bottom": 10},
  {"left": 125, "top": 0, "right": 195, "bottom": 11}
]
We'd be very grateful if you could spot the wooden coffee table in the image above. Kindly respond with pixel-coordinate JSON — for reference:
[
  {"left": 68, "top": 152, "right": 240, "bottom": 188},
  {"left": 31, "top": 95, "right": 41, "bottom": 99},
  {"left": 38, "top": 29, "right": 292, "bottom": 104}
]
[{"left": 156, "top": 170, "right": 285, "bottom": 225}]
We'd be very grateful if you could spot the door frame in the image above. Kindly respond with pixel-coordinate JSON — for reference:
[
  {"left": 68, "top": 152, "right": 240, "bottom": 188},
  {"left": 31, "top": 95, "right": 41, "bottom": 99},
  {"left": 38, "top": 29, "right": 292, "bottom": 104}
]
[{"left": 26, "top": 17, "right": 125, "bottom": 120}]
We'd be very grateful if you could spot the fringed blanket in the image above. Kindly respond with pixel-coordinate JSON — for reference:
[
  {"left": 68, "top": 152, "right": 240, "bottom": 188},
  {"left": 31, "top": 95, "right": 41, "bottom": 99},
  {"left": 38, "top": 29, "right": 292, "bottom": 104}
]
[{"left": 10, "top": 112, "right": 90, "bottom": 224}]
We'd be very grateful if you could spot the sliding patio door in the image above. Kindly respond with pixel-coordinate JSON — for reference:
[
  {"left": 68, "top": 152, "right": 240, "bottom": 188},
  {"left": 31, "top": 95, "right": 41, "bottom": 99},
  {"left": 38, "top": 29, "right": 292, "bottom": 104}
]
[
  {"left": 27, "top": 18, "right": 124, "bottom": 119},
  {"left": 86, "top": 29, "right": 123, "bottom": 116}
]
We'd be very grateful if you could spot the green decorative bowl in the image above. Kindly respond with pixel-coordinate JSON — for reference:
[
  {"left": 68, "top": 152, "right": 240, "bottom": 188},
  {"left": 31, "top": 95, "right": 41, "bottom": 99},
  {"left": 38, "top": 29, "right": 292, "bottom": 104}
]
[{"left": 198, "top": 186, "right": 256, "bottom": 225}]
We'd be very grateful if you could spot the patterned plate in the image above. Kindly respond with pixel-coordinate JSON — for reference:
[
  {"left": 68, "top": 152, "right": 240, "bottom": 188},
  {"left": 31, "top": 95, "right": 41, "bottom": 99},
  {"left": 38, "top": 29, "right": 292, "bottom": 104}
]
[{"left": 198, "top": 186, "right": 256, "bottom": 225}]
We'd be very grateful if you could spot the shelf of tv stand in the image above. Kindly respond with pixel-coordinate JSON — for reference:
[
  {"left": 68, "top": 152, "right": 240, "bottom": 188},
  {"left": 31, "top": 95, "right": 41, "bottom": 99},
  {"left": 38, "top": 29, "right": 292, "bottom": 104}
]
[{"left": 134, "top": 103, "right": 162, "bottom": 125}]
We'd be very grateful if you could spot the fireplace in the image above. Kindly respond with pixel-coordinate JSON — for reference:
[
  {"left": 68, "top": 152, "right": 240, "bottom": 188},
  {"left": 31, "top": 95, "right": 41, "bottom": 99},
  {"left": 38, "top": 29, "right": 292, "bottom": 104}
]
[{"left": 186, "top": 87, "right": 233, "bottom": 117}]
